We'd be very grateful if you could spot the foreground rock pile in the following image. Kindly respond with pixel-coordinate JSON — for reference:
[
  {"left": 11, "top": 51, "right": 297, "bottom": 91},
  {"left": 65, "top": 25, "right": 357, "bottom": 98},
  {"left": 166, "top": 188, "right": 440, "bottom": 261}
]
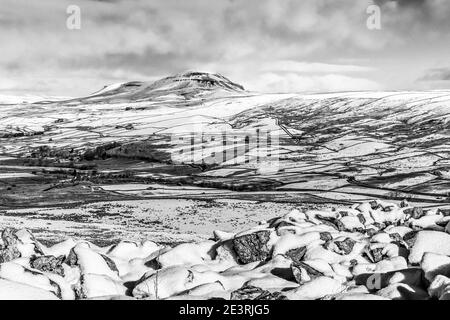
[{"left": 1, "top": 200, "right": 450, "bottom": 300}]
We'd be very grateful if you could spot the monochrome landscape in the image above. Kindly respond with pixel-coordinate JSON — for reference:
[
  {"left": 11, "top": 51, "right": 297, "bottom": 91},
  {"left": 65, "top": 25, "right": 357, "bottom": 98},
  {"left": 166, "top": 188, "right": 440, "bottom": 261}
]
[
  {"left": 0, "top": 71, "right": 449, "bottom": 300},
  {"left": 1, "top": 0, "right": 450, "bottom": 302}
]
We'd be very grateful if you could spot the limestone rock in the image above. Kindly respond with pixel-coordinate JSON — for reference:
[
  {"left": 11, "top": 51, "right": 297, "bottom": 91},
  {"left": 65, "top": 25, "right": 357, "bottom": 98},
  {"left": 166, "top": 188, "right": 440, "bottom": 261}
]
[
  {"left": 30, "top": 255, "right": 65, "bottom": 276},
  {"left": 230, "top": 285, "right": 287, "bottom": 300},
  {"left": 0, "top": 228, "right": 21, "bottom": 263},
  {"left": 284, "top": 246, "right": 306, "bottom": 264},
  {"left": 232, "top": 231, "right": 272, "bottom": 264},
  {"left": 284, "top": 276, "right": 346, "bottom": 300}
]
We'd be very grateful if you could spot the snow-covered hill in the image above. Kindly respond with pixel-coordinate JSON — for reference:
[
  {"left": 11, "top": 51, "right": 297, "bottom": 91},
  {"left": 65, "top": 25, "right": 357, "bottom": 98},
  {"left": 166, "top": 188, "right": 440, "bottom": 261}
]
[
  {"left": 54, "top": 71, "right": 246, "bottom": 105},
  {"left": 1, "top": 72, "right": 450, "bottom": 206}
]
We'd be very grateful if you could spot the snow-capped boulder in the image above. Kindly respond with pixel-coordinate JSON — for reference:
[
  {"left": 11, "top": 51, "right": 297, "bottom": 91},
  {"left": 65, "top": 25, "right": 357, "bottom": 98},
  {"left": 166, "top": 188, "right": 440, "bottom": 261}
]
[
  {"left": 75, "top": 274, "right": 127, "bottom": 299},
  {"left": 0, "top": 262, "right": 62, "bottom": 298},
  {"left": 106, "top": 240, "right": 160, "bottom": 261},
  {"left": 284, "top": 276, "right": 346, "bottom": 300},
  {"left": 421, "top": 252, "right": 450, "bottom": 282},
  {"left": 132, "top": 266, "right": 223, "bottom": 299},
  {"left": 157, "top": 241, "right": 215, "bottom": 268},
  {"left": 408, "top": 231, "right": 450, "bottom": 264},
  {"left": 65, "top": 243, "right": 120, "bottom": 280},
  {"left": 0, "top": 278, "right": 59, "bottom": 300}
]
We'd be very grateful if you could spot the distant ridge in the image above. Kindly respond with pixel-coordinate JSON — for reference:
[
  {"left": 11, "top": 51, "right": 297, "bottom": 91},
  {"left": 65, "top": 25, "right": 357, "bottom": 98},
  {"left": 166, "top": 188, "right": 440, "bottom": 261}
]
[{"left": 148, "top": 71, "right": 245, "bottom": 92}]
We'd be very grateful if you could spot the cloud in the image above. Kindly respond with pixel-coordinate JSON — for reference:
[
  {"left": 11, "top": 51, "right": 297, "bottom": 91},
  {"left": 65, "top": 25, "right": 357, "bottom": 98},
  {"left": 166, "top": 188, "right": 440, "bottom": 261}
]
[
  {"left": 0, "top": 0, "right": 449, "bottom": 95},
  {"left": 247, "top": 72, "right": 382, "bottom": 93},
  {"left": 260, "top": 60, "right": 374, "bottom": 74},
  {"left": 418, "top": 67, "right": 450, "bottom": 81},
  {"left": 374, "top": 0, "right": 428, "bottom": 8},
  {"left": 0, "top": 78, "right": 18, "bottom": 91}
]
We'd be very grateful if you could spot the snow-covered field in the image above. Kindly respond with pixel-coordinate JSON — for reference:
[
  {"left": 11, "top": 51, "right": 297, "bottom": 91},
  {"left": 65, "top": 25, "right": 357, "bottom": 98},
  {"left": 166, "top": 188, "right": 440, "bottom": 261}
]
[{"left": 1, "top": 199, "right": 301, "bottom": 245}]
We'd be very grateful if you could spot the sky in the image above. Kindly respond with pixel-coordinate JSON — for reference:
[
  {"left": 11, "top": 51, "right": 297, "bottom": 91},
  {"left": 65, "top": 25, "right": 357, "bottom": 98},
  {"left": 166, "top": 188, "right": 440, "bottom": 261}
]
[{"left": 1, "top": 0, "right": 450, "bottom": 96}]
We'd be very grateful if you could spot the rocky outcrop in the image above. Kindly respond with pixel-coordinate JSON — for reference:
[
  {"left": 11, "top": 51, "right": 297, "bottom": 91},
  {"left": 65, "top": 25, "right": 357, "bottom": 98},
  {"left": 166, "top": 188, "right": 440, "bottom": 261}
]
[
  {"left": 30, "top": 255, "right": 65, "bottom": 276},
  {"left": 232, "top": 231, "right": 272, "bottom": 264},
  {"left": 230, "top": 285, "right": 287, "bottom": 300},
  {"left": 0, "top": 229, "right": 21, "bottom": 263}
]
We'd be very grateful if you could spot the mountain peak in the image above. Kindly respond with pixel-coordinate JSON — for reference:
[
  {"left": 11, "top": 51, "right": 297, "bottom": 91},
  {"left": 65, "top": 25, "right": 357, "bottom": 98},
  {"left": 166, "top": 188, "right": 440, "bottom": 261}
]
[
  {"left": 81, "top": 71, "right": 245, "bottom": 104},
  {"left": 152, "top": 71, "right": 245, "bottom": 92}
]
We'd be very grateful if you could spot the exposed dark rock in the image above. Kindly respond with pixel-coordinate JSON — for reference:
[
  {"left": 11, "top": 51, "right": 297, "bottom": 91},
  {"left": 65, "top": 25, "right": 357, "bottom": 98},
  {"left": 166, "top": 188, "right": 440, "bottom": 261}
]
[
  {"left": 73, "top": 275, "right": 86, "bottom": 299},
  {"left": 403, "top": 231, "right": 418, "bottom": 248},
  {"left": 319, "top": 232, "right": 333, "bottom": 242},
  {"left": 350, "top": 227, "right": 365, "bottom": 233},
  {"left": 0, "top": 247, "right": 20, "bottom": 263},
  {"left": 357, "top": 214, "right": 366, "bottom": 225},
  {"left": 335, "top": 220, "right": 347, "bottom": 232},
  {"left": 65, "top": 248, "right": 78, "bottom": 267},
  {"left": 291, "top": 261, "right": 324, "bottom": 284},
  {"left": 0, "top": 228, "right": 21, "bottom": 263},
  {"left": 232, "top": 231, "right": 271, "bottom": 264},
  {"left": 30, "top": 255, "right": 65, "bottom": 276},
  {"left": 334, "top": 238, "right": 356, "bottom": 255},
  {"left": 373, "top": 222, "right": 386, "bottom": 230},
  {"left": 372, "top": 248, "right": 384, "bottom": 263},
  {"left": 2, "top": 228, "right": 18, "bottom": 247},
  {"left": 389, "top": 233, "right": 403, "bottom": 242},
  {"left": 285, "top": 247, "right": 306, "bottom": 264},
  {"left": 400, "top": 200, "right": 409, "bottom": 208},
  {"left": 365, "top": 247, "right": 384, "bottom": 263},
  {"left": 339, "top": 211, "right": 349, "bottom": 217},
  {"left": 369, "top": 201, "right": 380, "bottom": 210},
  {"left": 230, "top": 285, "right": 287, "bottom": 300},
  {"left": 366, "top": 228, "right": 377, "bottom": 237},
  {"left": 255, "top": 291, "right": 288, "bottom": 300},
  {"left": 438, "top": 208, "right": 450, "bottom": 217},
  {"left": 404, "top": 207, "right": 424, "bottom": 219}
]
